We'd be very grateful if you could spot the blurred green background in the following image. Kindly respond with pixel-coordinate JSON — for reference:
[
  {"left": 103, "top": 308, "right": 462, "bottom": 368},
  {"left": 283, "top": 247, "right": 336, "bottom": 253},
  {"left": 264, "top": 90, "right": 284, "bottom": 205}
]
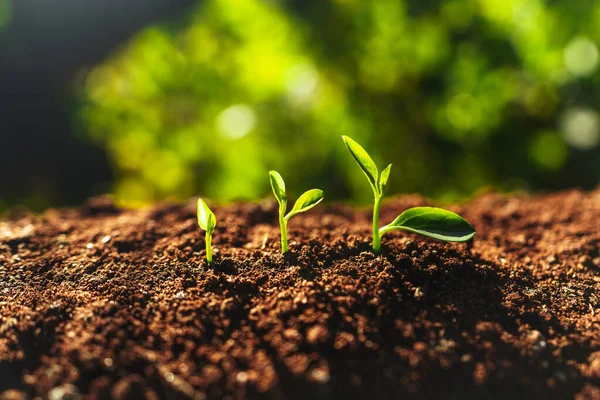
[{"left": 2, "top": 0, "right": 600, "bottom": 211}]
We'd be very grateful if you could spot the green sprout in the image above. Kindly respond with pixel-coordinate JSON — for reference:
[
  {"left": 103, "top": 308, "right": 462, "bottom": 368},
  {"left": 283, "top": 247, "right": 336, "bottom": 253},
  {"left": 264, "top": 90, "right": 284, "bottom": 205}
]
[
  {"left": 269, "top": 170, "right": 324, "bottom": 253},
  {"left": 342, "top": 136, "right": 476, "bottom": 254},
  {"left": 197, "top": 198, "right": 216, "bottom": 263}
]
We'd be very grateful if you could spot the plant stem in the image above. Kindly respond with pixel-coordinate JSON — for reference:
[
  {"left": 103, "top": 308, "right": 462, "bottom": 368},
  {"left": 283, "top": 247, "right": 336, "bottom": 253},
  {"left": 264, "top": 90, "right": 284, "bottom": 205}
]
[
  {"left": 205, "top": 231, "right": 213, "bottom": 263},
  {"left": 372, "top": 195, "right": 382, "bottom": 254},
  {"left": 279, "top": 201, "right": 289, "bottom": 253}
]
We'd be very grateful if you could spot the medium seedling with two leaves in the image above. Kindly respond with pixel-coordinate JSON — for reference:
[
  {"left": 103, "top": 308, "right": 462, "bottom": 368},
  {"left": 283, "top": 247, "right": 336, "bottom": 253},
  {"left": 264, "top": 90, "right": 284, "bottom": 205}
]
[
  {"left": 342, "top": 136, "right": 475, "bottom": 254},
  {"left": 269, "top": 170, "right": 324, "bottom": 253}
]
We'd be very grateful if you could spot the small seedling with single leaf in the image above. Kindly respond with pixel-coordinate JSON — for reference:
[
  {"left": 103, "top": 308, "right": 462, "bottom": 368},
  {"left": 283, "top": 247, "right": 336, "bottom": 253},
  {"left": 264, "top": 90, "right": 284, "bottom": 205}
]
[
  {"left": 342, "top": 136, "right": 475, "bottom": 254},
  {"left": 197, "top": 198, "right": 216, "bottom": 263},
  {"left": 269, "top": 170, "right": 324, "bottom": 253}
]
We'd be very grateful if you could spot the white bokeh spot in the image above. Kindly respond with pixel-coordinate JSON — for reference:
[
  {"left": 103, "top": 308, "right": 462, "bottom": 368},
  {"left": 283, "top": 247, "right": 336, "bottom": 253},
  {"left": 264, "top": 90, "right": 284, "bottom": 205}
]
[
  {"left": 216, "top": 104, "right": 257, "bottom": 139},
  {"left": 563, "top": 37, "right": 599, "bottom": 77},
  {"left": 560, "top": 107, "right": 600, "bottom": 150},
  {"left": 285, "top": 63, "right": 320, "bottom": 105}
]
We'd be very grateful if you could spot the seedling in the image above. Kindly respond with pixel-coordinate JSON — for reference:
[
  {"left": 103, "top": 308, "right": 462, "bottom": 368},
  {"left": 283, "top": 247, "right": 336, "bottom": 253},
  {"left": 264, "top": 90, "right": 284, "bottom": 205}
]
[
  {"left": 342, "top": 136, "right": 476, "bottom": 254},
  {"left": 269, "top": 170, "right": 324, "bottom": 253},
  {"left": 197, "top": 198, "right": 216, "bottom": 263}
]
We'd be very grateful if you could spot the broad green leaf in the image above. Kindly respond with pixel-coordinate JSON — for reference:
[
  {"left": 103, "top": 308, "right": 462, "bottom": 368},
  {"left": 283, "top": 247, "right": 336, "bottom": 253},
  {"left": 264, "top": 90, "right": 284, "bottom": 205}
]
[
  {"left": 269, "top": 170, "right": 287, "bottom": 205},
  {"left": 197, "top": 198, "right": 216, "bottom": 233},
  {"left": 285, "top": 189, "right": 324, "bottom": 220},
  {"left": 342, "top": 136, "right": 379, "bottom": 195},
  {"left": 379, "top": 163, "right": 392, "bottom": 193},
  {"left": 380, "top": 206, "right": 475, "bottom": 242}
]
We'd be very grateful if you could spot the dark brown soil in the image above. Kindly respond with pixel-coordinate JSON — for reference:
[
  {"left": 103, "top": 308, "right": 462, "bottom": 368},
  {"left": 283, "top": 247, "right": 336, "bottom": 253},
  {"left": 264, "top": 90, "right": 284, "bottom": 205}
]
[{"left": 1, "top": 190, "right": 599, "bottom": 400}]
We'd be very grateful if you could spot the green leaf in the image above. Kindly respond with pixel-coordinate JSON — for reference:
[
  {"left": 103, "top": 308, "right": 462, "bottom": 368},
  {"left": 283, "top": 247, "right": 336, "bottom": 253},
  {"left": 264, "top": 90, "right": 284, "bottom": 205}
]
[
  {"left": 197, "top": 198, "right": 216, "bottom": 233},
  {"left": 379, "top": 163, "right": 392, "bottom": 193},
  {"left": 342, "top": 136, "right": 379, "bottom": 195},
  {"left": 285, "top": 189, "right": 324, "bottom": 220},
  {"left": 269, "top": 170, "right": 287, "bottom": 205},
  {"left": 380, "top": 206, "right": 475, "bottom": 242}
]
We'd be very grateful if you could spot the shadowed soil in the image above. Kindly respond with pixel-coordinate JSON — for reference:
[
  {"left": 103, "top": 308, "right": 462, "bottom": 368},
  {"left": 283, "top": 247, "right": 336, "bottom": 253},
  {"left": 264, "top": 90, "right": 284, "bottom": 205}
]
[{"left": 0, "top": 190, "right": 599, "bottom": 399}]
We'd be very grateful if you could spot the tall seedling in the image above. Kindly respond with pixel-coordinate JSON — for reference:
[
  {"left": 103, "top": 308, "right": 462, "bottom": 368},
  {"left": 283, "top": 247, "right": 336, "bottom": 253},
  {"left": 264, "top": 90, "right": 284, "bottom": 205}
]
[{"left": 342, "top": 136, "right": 475, "bottom": 254}]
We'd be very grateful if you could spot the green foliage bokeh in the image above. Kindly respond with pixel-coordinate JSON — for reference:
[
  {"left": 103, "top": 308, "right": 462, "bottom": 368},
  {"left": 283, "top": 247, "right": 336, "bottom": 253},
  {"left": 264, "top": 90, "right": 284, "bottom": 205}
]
[{"left": 79, "top": 0, "right": 600, "bottom": 207}]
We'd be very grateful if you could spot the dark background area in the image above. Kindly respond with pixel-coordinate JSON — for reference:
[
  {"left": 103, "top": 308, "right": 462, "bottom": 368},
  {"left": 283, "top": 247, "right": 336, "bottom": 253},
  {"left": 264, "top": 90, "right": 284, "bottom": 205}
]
[{"left": 0, "top": 0, "right": 195, "bottom": 210}]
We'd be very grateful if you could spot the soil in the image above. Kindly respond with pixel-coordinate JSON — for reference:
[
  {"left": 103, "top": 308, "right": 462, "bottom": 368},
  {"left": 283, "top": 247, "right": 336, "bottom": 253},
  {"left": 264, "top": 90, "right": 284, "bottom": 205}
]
[{"left": 0, "top": 189, "right": 599, "bottom": 400}]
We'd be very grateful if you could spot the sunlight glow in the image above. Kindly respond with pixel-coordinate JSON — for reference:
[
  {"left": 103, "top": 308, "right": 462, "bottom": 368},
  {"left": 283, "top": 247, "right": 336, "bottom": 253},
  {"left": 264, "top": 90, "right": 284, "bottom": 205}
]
[
  {"left": 563, "top": 37, "right": 599, "bottom": 77},
  {"left": 560, "top": 108, "right": 600, "bottom": 150},
  {"left": 216, "top": 104, "right": 257, "bottom": 139},
  {"left": 285, "top": 63, "right": 320, "bottom": 105}
]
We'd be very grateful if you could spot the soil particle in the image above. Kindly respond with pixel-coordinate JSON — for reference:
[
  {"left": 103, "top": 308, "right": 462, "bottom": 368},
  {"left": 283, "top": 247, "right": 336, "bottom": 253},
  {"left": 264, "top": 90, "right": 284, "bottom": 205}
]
[{"left": 1, "top": 189, "right": 599, "bottom": 399}]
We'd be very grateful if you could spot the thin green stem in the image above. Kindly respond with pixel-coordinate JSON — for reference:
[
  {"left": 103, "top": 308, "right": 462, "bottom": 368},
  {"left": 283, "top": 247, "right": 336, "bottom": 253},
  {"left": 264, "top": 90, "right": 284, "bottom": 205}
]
[
  {"left": 205, "top": 231, "right": 213, "bottom": 263},
  {"left": 372, "top": 195, "right": 383, "bottom": 254},
  {"left": 279, "top": 200, "right": 288, "bottom": 253}
]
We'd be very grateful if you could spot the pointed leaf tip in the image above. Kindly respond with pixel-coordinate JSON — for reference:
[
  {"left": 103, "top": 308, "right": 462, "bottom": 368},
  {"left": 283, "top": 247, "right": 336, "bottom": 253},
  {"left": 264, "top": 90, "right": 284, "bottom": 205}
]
[
  {"left": 381, "top": 206, "right": 475, "bottom": 242},
  {"left": 379, "top": 163, "right": 392, "bottom": 193},
  {"left": 342, "top": 135, "right": 379, "bottom": 195},
  {"left": 269, "top": 170, "right": 287, "bottom": 204}
]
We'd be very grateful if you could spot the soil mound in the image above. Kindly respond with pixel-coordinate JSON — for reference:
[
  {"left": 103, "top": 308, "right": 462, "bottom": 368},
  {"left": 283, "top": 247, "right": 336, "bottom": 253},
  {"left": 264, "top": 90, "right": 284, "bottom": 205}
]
[{"left": 1, "top": 191, "right": 599, "bottom": 399}]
